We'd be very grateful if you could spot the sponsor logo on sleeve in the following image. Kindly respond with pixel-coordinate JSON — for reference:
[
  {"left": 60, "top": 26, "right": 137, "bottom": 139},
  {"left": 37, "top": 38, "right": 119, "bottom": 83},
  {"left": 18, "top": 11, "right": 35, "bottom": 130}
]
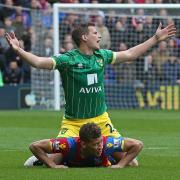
[
  {"left": 52, "top": 140, "right": 60, "bottom": 151},
  {"left": 52, "top": 140, "right": 67, "bottom": 151},
  {"left": 113, "top": 139, "right": 121, "bottom": 148}
]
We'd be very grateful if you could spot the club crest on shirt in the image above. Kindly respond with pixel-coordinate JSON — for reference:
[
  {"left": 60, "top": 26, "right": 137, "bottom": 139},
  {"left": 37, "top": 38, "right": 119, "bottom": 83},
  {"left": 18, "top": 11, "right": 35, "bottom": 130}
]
[
  {"left": 77, "top": 63, "right": 83, "bottom": 68},
  {"left": 59, "top": 143, "right": 67, "bottom": 150},
  {"left": 96, "top": 59, "right": 103, "bottom": 67}
]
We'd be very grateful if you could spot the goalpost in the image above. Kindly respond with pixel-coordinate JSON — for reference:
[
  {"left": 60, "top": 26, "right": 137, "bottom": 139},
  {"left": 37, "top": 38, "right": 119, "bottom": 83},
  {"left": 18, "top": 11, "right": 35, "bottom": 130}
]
[
  {"left": 31, "top": 3, "right": 180, "bottom": 110},
  {"left": 51, "top": 3, "right": 180, "bottom": 111}
]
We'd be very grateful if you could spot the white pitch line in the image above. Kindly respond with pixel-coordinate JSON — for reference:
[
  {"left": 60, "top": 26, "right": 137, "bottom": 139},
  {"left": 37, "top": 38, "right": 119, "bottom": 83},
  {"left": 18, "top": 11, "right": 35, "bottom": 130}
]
[
  {"left": 1, "top": 149, "right": 27, "bottom": 152},
  {"left": 144, "top": 147, "right": 180, "bottom": 150},
  {"left": 144, "top": 147, "right": 169, "bottom": 150}
]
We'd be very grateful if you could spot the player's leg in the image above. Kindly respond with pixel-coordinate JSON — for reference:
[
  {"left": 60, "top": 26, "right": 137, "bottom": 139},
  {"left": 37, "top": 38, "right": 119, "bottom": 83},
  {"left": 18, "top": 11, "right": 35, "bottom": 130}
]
[
  {"left": 57, "top": 112, "right": 121, "bottom": 138},
  {"left": 95, "top": 112, "right": 142, "bottom": 167},
  {"left": 88, "top": 112, "right": 121, "bottom": 138},
  {"left": 56, "top": 117, "right": 80, "bottom": 138}
]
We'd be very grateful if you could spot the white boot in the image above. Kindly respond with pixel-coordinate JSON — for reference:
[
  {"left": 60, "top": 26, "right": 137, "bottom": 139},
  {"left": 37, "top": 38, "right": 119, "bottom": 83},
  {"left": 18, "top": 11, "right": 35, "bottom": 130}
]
[{"left": 24, "top": 155, "right": 43, "bottom": 167}]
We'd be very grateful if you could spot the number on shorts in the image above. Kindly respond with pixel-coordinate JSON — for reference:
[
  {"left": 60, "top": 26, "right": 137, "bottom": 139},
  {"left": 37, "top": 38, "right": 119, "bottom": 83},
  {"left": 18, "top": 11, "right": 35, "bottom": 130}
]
[
  {"left": 60, "top": 128, "right": 68, "bottom": 135},
  {"left": 105, "top": 123, "right": 115, "bottom": 133}
]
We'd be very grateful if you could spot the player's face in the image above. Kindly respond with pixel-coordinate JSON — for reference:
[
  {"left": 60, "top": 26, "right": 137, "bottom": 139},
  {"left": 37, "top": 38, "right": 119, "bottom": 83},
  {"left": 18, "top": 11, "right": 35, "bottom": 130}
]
[
  {"left": 85, "top": 137, "right": 103, "bottom": 157},
  {"left": 86, "top": 26, "right": 101, "bottom": 50}
]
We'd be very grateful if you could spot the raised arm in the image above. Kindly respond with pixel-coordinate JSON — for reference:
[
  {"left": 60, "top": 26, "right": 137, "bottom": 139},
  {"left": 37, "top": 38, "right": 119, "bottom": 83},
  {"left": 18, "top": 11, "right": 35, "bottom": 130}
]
[
  {"left": 29, "top": 139, "right": 68, "bottom": 168},
  {"left": 114, "top": 23, "right": 176, "bottom": 64},
  {"left": 5, "top": 32, "right": 54, "bottom": 70}
]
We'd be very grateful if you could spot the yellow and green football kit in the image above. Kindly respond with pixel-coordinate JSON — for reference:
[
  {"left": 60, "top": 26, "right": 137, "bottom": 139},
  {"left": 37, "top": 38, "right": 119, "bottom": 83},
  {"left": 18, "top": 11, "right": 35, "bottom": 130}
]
[
  {"left": 51, "top": 49, "right": 120, "bottom": 138},
  {"left": 57, "top": 112, "right": 120, "bottom": 138}
]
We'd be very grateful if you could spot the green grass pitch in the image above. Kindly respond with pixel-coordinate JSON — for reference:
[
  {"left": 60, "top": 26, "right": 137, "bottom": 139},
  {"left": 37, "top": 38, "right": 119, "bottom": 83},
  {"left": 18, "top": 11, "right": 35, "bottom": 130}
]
[{"left": 0, "top": 110, "right": 180, "bottom": 180}]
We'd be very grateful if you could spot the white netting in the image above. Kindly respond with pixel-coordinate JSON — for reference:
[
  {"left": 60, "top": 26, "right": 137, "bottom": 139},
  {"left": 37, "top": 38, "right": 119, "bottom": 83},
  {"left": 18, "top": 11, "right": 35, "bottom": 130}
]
[
  {"left": 30, "top": 8, "right": 54, "bottom": 109},
  {"left": 31, "top": 4, "right": 180, "bottom": 110}
]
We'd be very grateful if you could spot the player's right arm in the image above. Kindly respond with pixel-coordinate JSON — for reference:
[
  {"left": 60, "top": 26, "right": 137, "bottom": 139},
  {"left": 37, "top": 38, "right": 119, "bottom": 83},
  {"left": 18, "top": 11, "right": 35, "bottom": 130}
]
[
  {"left": 5, "top": 32, "right": 54, "bottom": 70},
  {"left": 29, "top": 139, "right": 68, "bottom": 168}
]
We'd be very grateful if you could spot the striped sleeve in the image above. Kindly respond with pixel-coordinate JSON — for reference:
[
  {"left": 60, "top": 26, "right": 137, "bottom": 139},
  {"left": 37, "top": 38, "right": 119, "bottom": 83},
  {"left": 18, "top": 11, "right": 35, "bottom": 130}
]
[
  {"left": 51, "top": 54, "right": 70, "bottom": 70},
  {"left": 51, "top": 57, "right": 56, "bottom": 70},
  {"left": 98, "top": 49, "right": 117, "bottom": 65},
  {"left": 111, "top": 52, "right": 117, "bottom": 64}
]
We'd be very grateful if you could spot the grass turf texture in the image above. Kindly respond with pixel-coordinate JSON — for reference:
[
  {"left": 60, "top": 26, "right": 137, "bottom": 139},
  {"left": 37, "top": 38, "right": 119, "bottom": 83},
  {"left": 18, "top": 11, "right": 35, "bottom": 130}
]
[{"left": 0, "top": 110, "right": 180, "bottom": 180}]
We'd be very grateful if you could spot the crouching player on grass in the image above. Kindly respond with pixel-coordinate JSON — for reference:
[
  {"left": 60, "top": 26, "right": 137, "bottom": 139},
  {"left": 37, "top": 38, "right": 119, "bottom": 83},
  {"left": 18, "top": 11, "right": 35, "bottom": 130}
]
[{"left": 27, "top": 123, "right": 143, "bottom": 168}]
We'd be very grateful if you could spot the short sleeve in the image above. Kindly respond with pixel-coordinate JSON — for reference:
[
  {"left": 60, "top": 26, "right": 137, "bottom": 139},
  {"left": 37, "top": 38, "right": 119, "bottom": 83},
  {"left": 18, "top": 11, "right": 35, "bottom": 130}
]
[
  {"left": 50, "top": 138, "right": 70, "bottom": 155},
  {"left": 105, "top": 137, "right": 124, "bottom": 156},
  {"left": 98, "top": 49, "right": 116, "bottom": 65},
  {"left": 51, "top": 53, "right": 70, "bottom": 70}
]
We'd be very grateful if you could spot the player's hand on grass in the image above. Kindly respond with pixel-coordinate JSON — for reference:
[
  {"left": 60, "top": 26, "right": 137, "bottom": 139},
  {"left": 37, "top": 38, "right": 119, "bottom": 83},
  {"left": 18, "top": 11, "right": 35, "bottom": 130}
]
[
  {"left": 5, "top": 32, "right": 20, "bottom": 52},
  {"left": 128, "top": 158, "right": 138, "bottom": 167},
  {"left": 155, "top": 22, "right": 176, "bottom": 42},
  {"left": 53, "top": 165, "right": 68, "bottom": 169},
  {"left": 109, "top": 164, "right": 124, "bottom": 169}
]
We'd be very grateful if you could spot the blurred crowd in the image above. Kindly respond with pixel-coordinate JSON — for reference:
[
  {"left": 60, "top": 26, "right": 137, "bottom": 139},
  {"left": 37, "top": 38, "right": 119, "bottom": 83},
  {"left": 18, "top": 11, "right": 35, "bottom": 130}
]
[{"left": 0, "top": 0, "right": 180, "bottom": 87}]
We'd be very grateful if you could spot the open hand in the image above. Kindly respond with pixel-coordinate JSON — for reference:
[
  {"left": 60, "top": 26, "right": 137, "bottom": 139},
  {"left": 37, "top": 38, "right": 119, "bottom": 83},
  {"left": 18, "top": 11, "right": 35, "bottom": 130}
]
[
  {"left": 5, "top": 32, "right": 20, "bottom": 52},
  {"left": 155, "top": 22, "right": 176, "bottom": 42}
]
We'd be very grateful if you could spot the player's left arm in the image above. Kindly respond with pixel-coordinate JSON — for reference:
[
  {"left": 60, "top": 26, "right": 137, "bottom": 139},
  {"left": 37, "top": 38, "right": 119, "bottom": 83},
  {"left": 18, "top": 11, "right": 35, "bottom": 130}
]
[
  {"left": 110, "top": 138, "right": 143, "bottom": 169},
  {"left": 113, "top": 23, "right": 176, "bottom": 64},
  {"left": 29, "top": 139, "right": 68, "bottom": 168}
]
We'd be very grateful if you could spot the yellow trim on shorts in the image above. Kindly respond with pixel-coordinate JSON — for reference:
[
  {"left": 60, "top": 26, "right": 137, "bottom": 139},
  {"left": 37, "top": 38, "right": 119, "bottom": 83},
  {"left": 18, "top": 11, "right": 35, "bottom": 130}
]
[{"left": 111, "top": 52, "right": 117, "bottom": 64}]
